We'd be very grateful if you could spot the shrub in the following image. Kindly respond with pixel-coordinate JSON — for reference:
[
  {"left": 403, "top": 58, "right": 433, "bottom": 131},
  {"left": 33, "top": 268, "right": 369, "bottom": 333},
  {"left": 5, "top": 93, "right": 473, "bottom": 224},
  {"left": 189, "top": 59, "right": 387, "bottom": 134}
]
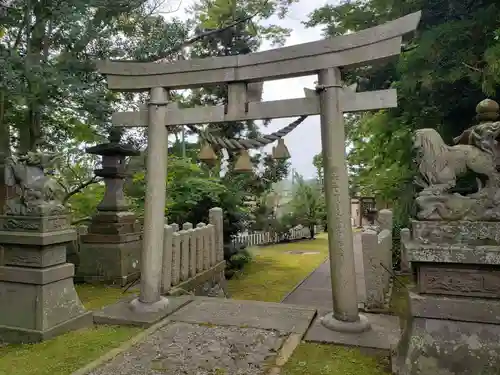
[{"left": 223, "top": 242, "right": 252, "bottom": 278}]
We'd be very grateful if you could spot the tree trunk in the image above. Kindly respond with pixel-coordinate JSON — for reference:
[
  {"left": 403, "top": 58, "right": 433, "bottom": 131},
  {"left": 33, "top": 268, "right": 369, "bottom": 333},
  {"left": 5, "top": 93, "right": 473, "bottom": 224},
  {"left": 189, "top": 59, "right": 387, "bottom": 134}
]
[
  {"left": 309, "top": 224, "right": 315, "bottom": 239},
  {"left": 18, "top": 0, "right": 48, "bottom": 153},
  {"left": 0, "top": 92, "right": 10, "bottom": 159}
]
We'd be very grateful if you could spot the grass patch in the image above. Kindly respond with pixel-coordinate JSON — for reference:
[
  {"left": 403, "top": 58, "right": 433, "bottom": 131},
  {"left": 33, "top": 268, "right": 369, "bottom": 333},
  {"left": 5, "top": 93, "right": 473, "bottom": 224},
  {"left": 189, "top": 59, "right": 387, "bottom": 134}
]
[
  {"left": 227, "top": 235, "right": 329, "bottom": 302},
  {"left": 0, "top": 325, "right": 140, "bottom": 375},
  {"left": 0, "top": 284, "right": 139, "bottom": 375},
  {"left": 76, "top": 283, "right": 134, "bottom": 310},
  {"left": 281, "top": 343, "right": 390, "bottom": 375}
]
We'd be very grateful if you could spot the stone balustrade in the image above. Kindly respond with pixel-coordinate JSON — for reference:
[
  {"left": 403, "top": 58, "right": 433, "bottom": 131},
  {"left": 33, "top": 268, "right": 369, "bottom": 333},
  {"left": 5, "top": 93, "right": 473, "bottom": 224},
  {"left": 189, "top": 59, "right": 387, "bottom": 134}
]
[
  {"left": 360, "top": 209, "right": 393, "bottom": 310},
  {"left": 161, "top": 208, "right": 226, "bottom": 296}
]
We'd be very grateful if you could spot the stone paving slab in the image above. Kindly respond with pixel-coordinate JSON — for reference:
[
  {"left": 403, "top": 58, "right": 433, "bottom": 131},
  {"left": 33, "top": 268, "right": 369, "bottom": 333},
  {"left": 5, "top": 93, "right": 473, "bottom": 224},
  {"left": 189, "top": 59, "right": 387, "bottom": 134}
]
[
  {"left": 281, "top": 232, "right": 366, "bottom": 308},
  {"left": 93, "top": 295, "right": 193, "bottom": 327},
  {"left": 304, "top": 309, "right": 401, "bottom": 350},
  {"left": 87, "top": 321, "right": 287, "bottom": 375},
  {"left": 168, "top": 298, "right": 317, "bottom": 335}
]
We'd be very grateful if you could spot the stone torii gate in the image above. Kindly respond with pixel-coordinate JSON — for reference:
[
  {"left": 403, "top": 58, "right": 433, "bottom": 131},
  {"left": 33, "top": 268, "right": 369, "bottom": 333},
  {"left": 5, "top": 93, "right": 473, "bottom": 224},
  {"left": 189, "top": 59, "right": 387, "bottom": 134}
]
[{"left": 96, "top": 11, "right": 421, "bottom": 332}]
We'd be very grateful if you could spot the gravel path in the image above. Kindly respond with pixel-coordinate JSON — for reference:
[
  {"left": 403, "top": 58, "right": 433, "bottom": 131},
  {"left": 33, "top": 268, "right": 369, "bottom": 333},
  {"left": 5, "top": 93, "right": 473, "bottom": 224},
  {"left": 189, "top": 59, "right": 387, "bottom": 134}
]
[{"left": 89, "top": 322, "right": 287, "bottom": 375}]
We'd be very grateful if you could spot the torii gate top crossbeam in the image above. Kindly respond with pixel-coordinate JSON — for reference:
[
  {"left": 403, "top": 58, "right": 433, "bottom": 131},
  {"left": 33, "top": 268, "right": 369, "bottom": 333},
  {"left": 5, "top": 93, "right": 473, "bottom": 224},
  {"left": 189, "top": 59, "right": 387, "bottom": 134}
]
[{"left": 96, "top": 12, "right": 421, "bottom": 91}]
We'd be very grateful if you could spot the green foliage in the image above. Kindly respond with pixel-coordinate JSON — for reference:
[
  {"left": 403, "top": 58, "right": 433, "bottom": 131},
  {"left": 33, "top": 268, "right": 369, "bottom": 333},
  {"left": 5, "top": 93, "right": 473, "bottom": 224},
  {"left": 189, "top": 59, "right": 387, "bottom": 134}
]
[
  {"left": 1, "top": 0, "right": 189, "bottom": 154},
  {"left": 127, "top": 156, "right": 248, "bottom": 242},
  {"left": 312, "top": 153, "right": 323, "bottom": 183},
  {"left": 229, "top": 249, "right": 253, "bottom": 270},
  {"left": 224, "top": 242, "right": 252, "bottom": 279},
  {"left": 305, "top": 0, "right": 500, "bottom": 238},
  {"left": 287, "top": 173, "right": 324, "bottom": 233},
  {"left": 68, "top": 183, "right": 105, "bottom": 221}
]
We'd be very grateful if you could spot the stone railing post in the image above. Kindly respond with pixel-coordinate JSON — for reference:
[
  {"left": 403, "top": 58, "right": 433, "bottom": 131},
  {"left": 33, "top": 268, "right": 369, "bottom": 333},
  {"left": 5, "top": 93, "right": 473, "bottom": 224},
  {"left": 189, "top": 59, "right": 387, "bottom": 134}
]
[
  {"left": 171, "top": 224, "right": 180, "bottom": 286},
  {"left": 195, "top": 227, "right": 203, "bottom": 273},
  {"left": 179, "top": 229, "right": 189, "bottom": 281},
  {"left": 183, "top": 223, "right": 196, "bottom": 278},
  {"left": 361, "top": 229, "right": 384, "bottom": 309},
  {"left": 377, "top": 209, "right": 393, "bottom": 232},
  {"left": 400, "top": 228, "right": 411, "bottom": 273},
  {"left": 197, "top": 223, "right": 208, "bottom": 270},
  {"left": 161, "top": 225, "right": 173, "bottom": 293},
  {"left": 209, "top": 207, "right": 224, "bottom": 262},
  {"left": 207, "top": 224, "right": 216, "bottom": 267}
]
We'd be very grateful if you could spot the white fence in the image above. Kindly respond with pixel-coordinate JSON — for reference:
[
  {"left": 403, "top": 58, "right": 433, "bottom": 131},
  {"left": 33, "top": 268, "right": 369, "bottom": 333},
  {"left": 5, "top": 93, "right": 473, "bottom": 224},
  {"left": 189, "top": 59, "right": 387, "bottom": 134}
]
[
  {"left": 231, "top": 226, "right": 311, "bottom": 248},
  {"left": 161, "top": 208, "right": 223, "bottom": 293}
]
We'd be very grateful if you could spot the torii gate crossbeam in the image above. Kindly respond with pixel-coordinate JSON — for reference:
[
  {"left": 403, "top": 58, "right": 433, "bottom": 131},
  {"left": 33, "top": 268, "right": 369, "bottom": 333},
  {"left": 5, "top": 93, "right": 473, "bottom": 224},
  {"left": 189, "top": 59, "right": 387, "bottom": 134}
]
[{"left": 95, "top": 11, "right": 421, "bottom": 333}]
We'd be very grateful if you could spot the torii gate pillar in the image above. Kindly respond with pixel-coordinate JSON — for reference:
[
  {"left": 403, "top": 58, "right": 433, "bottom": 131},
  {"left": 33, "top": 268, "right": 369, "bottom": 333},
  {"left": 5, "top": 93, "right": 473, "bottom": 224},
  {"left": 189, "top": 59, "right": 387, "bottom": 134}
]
[
  {"left": 130, "top": 87, "right": 170, "bottom": 312},
  {"left": 318, "top": 68, "right": 370, "bottom": 332}
]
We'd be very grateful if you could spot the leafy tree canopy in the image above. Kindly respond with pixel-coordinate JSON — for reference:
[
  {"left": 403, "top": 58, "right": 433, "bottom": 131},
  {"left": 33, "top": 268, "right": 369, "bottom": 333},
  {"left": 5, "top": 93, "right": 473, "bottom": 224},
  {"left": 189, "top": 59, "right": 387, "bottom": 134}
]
[{"left": 305, "top": 0, "right": 500, "bottom": 225}]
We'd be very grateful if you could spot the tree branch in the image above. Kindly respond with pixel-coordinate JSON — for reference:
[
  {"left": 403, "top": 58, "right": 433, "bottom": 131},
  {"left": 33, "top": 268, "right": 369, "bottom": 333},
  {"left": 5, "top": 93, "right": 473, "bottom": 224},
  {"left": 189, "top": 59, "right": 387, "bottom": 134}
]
[
  {"left": 63, "top": 176, "right": 102, "bottom": 204},
  {"left": 463, "top": 62, "right": 483, "bottom": 73},
  {"left": 145, "top": 0, "right": 270, "bottom": 62}
]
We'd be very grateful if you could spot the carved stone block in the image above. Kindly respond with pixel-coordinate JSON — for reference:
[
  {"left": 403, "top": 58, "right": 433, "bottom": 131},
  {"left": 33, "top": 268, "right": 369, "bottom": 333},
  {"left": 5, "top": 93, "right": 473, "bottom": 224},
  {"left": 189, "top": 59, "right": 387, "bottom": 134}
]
[
  {"left": 0, "top": 215, "right": 70, "bottom": 233},
  {"left": 418, "top": 265, "right": 500, "bottom": 298},
  {"left": 407, "top": 243, "right": 500, "bottom": 265},
  {"left": 3, "top": 244, "right": 66, "bottom": 268},
  {"left": 411, "top": 220, "right": 500, "bottom": 245}
]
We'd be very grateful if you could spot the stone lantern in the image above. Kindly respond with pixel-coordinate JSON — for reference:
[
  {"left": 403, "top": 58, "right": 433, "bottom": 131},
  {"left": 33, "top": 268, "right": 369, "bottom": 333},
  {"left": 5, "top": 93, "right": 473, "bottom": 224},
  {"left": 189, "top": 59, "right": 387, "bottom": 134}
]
[
  {"left": 87, "top": 129, "right": 140, "bottom": 212},
  {"left": 78, "top": 129, "right": 143, "bottom": 286}
]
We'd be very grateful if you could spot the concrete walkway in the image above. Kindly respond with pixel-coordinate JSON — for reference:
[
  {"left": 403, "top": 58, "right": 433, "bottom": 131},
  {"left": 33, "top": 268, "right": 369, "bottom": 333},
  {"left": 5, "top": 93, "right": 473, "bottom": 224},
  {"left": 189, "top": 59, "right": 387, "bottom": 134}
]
[
  {"left": 282, "top": 232, "right": 367, "bottom": 309},
  {"left": 280, "top": 232, "right": 401, "bottom": 352}
]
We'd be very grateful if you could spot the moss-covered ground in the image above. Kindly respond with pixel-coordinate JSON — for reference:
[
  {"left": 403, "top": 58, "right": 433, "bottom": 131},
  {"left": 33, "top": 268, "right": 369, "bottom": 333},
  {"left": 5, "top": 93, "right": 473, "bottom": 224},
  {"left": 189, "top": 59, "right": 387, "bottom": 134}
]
[{"left": 226, "top": 234, "right": 411, "bottom": 375}]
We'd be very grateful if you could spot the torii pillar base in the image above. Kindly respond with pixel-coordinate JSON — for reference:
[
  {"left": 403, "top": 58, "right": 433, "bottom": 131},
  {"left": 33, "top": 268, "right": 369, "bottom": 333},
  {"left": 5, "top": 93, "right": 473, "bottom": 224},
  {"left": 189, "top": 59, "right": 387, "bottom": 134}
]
[{"left": 321, "top": 312, "right": 371, "bottom": 333}]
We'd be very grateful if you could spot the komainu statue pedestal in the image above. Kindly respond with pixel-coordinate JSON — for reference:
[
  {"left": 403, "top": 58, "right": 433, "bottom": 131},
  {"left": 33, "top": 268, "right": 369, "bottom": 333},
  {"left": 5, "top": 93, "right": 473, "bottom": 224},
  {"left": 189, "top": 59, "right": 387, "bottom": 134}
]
[
  {"left": 0, "top": 150, "right": 93, "bottom": 343},
  {"left": 392, "top": 220, "right": 500, "bottom": 375},
  {"left": 0, "top": 215, "right": 93, "bottom": 343}
]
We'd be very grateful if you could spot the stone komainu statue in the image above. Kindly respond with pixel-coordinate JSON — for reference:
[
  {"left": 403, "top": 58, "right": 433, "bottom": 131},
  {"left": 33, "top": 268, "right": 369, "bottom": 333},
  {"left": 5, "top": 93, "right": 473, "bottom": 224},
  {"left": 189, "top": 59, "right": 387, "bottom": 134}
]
[
  {"left": 3, "top": 150, "right": 66, "bottom": 216},
  {"left": 413, "top": 99, "right": 500, "bottom": 221}
]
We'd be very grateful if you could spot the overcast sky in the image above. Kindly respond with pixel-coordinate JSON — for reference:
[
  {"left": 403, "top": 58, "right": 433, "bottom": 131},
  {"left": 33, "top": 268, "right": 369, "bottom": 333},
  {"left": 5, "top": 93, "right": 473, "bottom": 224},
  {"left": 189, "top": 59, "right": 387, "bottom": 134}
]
[{"left": 163, "top": 0, "right": 333, "bottom": 179}]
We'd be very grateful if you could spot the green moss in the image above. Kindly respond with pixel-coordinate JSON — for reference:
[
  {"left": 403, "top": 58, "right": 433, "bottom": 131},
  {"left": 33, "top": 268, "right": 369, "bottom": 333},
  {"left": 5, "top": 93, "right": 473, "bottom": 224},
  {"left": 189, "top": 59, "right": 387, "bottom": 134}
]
[
  {"left": 76, "top": 283, "right": 134, "bottom": 310},
  {"left": 0, "top": 284, "right": 139, "bottom": 375},
  {"left": 227, "top": 235, "right": 329, "bottom": 302},
  {"left": 0, "top": 326, "right": 140, "bottom": 375},
  {"left": 281, "top": 343, "right": 390, "bottom": 375}
]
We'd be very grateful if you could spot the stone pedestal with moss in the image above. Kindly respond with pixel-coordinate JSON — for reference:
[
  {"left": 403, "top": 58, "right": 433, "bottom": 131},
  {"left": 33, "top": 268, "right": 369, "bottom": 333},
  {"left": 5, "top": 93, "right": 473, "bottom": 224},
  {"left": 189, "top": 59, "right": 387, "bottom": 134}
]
[
  {"left": 0, "top": 152, "right": 92, "bottom": 344},
  {"left": 392, "top": 100, "right": 500, "bottom": 375},
  {"left": 77, "top": 129, "right": 142, "bottom": 286}
]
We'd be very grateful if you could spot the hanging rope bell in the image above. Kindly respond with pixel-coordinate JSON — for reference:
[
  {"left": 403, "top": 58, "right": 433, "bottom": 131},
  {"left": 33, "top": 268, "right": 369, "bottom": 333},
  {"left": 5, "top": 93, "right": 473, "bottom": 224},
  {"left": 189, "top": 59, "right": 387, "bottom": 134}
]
[
  {"left": 234, "top": 149, "right": 253, "bottom": 172},
  {"left": 272, "top": 138, "right": 291, "bottom": 160},
  {"left": 198, "top": 142, "right": 217, "bottom": 166}
]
